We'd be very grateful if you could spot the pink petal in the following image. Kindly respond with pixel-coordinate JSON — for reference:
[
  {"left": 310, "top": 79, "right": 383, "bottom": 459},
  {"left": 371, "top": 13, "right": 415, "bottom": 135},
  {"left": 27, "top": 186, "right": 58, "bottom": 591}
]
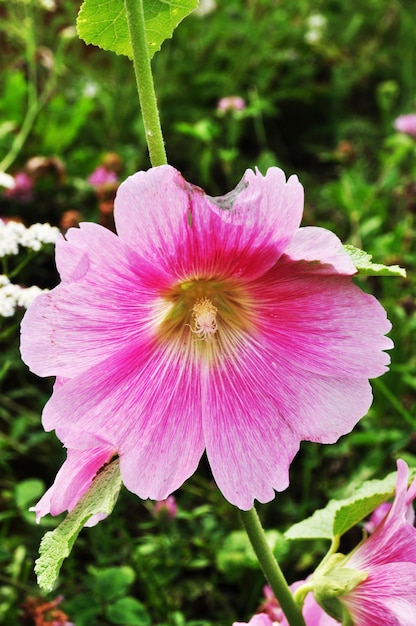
[
  {"left": 233, "top": 614, "right": 274, "bottom": 626},
  {"left": 114, "top": 165, "right": 304, "bottom": 280},
  {"left": 283, "top": 226, "right": 357, "bottom": 275},
  {"left": 20, "top": 223, "right": 171, "bottom": 379},
  {"left": 41, "top": 338, "right": 205, "bottom": 501},
  {"left": 342, "top": 563, "right": 416, "bottom": 626},
  {"left": 19, "top": 164, "right": 393, "bottom": 512},
  {"left": 32, "top": 445, "right": 115, "bottom": 523},
  {"left": 203, "top": 259, "right": 391, "bottom": 509},
  {"left": 349, "top": 460, "right": 416, "bottom": 569},
  {"left": 203, "top": 336, "right": 376, "bottom": 509},
  {"left": 249, "top": 260, "right": 392, "bottom": 379}
]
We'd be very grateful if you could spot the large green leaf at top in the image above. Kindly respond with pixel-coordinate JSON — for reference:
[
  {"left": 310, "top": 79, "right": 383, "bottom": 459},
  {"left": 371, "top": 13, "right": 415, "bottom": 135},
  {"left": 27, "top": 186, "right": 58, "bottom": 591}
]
[
  {"left": 285, "top": 467, "right": 416, "bottom": 542},
  {"left": 77, "top": 0, "right": 198, "bottom": 58}
]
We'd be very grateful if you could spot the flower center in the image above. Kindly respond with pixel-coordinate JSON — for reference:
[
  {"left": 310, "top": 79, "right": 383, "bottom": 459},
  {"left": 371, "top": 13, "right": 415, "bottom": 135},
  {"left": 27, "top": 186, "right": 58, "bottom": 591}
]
[
  {"left": 156, "top": 278, "right": 255, "bottom": 362},
  {"left": 190, "top": 298, "right": 218, "bottom": 341}
]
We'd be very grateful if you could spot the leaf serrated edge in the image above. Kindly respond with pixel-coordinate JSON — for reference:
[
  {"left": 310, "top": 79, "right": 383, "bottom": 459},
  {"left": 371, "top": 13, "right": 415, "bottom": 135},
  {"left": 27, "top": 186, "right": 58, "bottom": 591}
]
[
  {"left": 285, "top": 468, "right": 416, "bottom": 542},
  {"left": 343, "top": 244, "right": 406, "bottom": 277},
  {"left": 36, "top": 459, "right": 121, "bottom": 591}
]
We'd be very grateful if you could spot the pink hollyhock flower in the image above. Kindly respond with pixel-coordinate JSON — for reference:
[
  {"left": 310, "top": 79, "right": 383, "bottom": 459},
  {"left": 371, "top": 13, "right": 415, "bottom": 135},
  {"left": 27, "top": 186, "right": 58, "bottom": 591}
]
[
  {"left": 31, "top": 437, "right": 117, "bottom": 527},
  {"left": 217, "top": 95, "right": 246, "bottom": 112},
  {"left": 4, "top": 171, "right": 34, "bottom": 201},
  {"left": 394, "top": 114, "right": 416, "bottom": 139},
  {"left": 153, "top": 495, "right": 178, "bottom": 520},
  {"left": 259, "top": 583, "right": 339, "bottom": 625},
  {"left": 315, "top": 460, "right": 416, "bottom": 625},
  {"left": 258, "top": 584, "right": 285, "bottom": 621},
  {"left": 87, "top": 165, "right": 118, "bottom": 187},
  {"left": 338, "top": 460, "right": 416, "bottom": 625},
  {"left": 21, "top": 165, "right": 392, "bottom": 514},
  {"left": 363, "top": 501, "right": 391, "bottom": 534}
]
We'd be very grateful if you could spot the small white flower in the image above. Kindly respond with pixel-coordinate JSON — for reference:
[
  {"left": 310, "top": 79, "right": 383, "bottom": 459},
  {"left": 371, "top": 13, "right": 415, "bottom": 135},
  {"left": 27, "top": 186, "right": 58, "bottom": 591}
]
[
  {"left": 0, "top": 221, "right": 59, "bottom": 257},
  {"left": 307, "top": 14, "right": 327, "bottom": 29},
  {"left": 0, "top": 220, "right": 25, "bottom": 257},
  {"left": 0, "top": 172, "right": 16, "bottom": 190},
  {"left": 0, "top": 276, "right": 19, "bottom": 317},
  {"left": 305, "top": 13, "right": 327, "bottom": 45},
  {"left": 17, "top": 285, "right": 47, "bottom": 309},
  {"left": 20, "top": 223, "right": 60, "bottom": 251},
  {"left": 83, "top": 81, "right": 99, "bottom": 98},
  {"left": 0, "top": 274, "right": 48, "bottom": 317},
  {"left": 194, "top": 0, "right": 217, "bottom": 17},
  {"left": 37, "top": 0, "right": 56, "bottom": 11}
]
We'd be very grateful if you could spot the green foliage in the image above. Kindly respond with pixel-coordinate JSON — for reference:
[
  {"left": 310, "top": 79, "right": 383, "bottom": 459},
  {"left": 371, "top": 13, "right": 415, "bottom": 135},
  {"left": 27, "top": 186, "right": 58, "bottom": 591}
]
[
  {"left": 36, "top": 459, "right": 122, "bottom": 592},
  {"left": 344, "top": 244, "right": 406, "bottom": 277},
  {"left": 14, "top": 479, "right": 45, "bottom": 524},
  {"left": 77, "top": 0, "right": 198, "bottom": 58},
  {"left": 107, "top": 597, "right": 151, "bottom": 625},
  {"left": 63, "top": 565, "right": 151, "bottom": 626},
  {"left": 217, "top": 529, "right": 288, "bottom": 580},
  {"left": 285, "top": 466, "right": 416, "bottom": 541}
]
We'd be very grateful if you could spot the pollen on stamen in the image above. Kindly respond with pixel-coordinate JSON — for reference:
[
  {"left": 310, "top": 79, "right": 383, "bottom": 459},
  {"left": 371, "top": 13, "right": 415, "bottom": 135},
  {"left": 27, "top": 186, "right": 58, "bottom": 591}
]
[{"left": 190, "top": 298, "right": 218, "bottom": 341}]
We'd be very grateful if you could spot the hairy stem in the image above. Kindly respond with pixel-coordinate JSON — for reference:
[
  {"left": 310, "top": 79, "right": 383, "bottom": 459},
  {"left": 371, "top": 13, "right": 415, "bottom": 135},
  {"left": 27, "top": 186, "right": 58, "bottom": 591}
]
[
  {"left": 124, "top": 0, "right": 167, "bottom": 167},
  {"left": 239, "top": 507, "right": 306, "bottom": 626}
]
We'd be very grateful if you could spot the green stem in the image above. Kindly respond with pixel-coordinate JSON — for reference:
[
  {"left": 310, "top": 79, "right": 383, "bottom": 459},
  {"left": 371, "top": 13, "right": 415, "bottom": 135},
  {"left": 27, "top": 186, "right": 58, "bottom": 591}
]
[
  {"left": 124, "top": 0, "right": 167, "bottom": 167},
  {"left": 372, "top": 377, "right": 416, "bottom": 428},
  {"left": 8, "top": 250, "right": 38, "bottom": 280},
  {"left": 0, "top": 52, "right": 58, "bottom": 173},
  {"left": 314, "top": 535, "right": 340, "bottom": 574},
  {"left": 238, "top": 508, "right": 306, "bottom": 626}
]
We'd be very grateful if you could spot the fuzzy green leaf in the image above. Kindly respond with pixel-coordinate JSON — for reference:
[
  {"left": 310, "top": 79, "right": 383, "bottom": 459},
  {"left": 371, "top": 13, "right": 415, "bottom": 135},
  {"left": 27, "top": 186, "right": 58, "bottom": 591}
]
[
  {"left": 35, "top": 459, "right": 122, "bottom": 592},
  {"left": 285, "top": 467, "right": 416, "bottom": 541},
  {"left": 77, "top": 0, "right": 198, "bottom": 58},
  {"left": 344, "top": 244, "right": 406, "bottom": 277}
]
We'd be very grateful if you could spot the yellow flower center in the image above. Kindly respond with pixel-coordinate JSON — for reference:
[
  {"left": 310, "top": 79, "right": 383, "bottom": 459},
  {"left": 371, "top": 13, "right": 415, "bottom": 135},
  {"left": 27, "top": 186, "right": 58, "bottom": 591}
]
[
  {"left": 190, "top": 298, "right": 218, "bottom": 341},
  {"left": 156, "top": 278, "right": 255, "bottom": 363}
]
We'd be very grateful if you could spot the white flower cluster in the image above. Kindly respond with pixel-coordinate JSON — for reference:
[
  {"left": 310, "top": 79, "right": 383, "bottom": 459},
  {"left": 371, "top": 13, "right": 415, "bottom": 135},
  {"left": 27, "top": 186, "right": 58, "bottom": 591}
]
[
  {"left": 0, "top": 275, "right": 47, "bottom": 318},
  {"left": 0, "top": 220, "right": 60, "bottom": 257},
  {"left": 305, "top": 14, "right": 327, "bottom": 44}
]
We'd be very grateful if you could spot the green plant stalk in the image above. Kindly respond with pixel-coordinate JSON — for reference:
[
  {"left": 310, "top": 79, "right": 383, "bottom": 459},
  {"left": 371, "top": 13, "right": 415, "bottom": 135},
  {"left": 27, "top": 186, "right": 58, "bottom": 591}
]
[
  {"left": 0, "top": 0, "right": 40, "bottom": 173},
  {"left": 239, "top": 507, "right": 306, "bottom": 626},
  {"left": 0, "top": 50, "right": 59, "bottom": 173},
  {"left": 8, "top": 250, "right": 38, "bottom": 280},
  {"left": 373, "top": 377, "right": 416, "bottom": 428},
  {"left": 124, "top": 0, "right": 167, "bottom": 167}
]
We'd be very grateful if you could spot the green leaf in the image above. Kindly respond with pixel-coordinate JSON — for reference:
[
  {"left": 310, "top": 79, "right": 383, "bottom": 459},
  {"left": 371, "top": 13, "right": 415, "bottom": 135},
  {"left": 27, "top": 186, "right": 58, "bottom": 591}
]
[
  {"left": 92, "top": 565, "right": 135, "bottom": 601},
  {"left": 217, "top": 529, "right": 288, "bottom": 579},
  {"left": 285, "top": 467, "right": 416, "bottom": 541},
  {"left": 107, "top": 597, "right": 151, "bottom": 625},
  {"left": 344, "top": 244, "right": 406, "bottom": 277},
  {"left": 35, "top": 459, "right": 122, "bottom": 592},
  {"left": 15, "top": 479, "right": 45, "bottom": 525},
  {"left": 77, "top": 0, "right": 198, "bottom": 59},
  {"left": 15, "top": 479, "right": 45, "bottom": 511}
]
